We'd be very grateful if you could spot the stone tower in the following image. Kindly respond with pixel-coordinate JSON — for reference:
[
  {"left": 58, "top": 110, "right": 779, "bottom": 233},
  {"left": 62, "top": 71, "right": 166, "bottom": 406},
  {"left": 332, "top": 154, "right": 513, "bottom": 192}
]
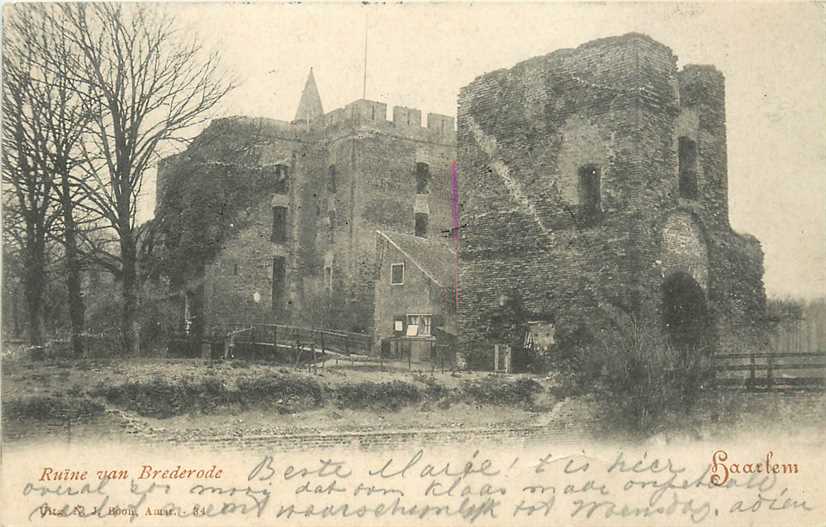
[{"left": 456, "top": 33, "right": 767, "bottom": 366}]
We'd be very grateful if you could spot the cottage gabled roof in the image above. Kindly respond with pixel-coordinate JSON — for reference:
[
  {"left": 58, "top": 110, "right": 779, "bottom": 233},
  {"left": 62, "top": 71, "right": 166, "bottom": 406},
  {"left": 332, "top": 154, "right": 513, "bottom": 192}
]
[
  {"left": 294, "top": 68, "right": 324, "bottom": 122},
  {"left": 377, "top": 231, "right": 457, "bottom": 288}
]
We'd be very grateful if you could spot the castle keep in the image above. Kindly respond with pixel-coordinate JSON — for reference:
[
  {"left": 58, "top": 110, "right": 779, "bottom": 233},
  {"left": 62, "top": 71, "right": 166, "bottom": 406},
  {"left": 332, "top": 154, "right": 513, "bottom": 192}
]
[
  {"left": 157, "top": 69, "right": 456, "bottom": 340},
  {"left": 457, "top": 33, "right": 766, "bottom": 365}
]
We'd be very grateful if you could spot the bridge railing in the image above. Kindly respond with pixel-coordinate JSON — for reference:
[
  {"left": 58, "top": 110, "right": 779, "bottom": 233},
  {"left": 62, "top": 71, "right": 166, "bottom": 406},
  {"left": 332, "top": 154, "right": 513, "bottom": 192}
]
[{"left": 218, "top": 323, "right": 371, "bottom": 365}]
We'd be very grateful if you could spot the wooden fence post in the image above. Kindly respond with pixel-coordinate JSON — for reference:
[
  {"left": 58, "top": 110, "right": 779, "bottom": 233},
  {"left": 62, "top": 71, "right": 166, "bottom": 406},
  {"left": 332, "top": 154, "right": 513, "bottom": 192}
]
[{"left": 311, "top": 333, "right": 317, "bottom": 371}]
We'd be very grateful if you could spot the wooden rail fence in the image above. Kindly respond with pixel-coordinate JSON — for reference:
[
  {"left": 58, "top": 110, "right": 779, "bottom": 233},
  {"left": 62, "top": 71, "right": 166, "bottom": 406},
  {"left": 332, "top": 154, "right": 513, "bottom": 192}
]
[{"left": 714, "top": 351, "right": 826, "bottom": 391}]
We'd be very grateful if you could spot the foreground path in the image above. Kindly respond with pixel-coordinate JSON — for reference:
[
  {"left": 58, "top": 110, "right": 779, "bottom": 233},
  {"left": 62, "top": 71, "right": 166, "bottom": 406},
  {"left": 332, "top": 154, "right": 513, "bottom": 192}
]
[{"left": 3, "top": 396, "right": 598, "bottom": 452}]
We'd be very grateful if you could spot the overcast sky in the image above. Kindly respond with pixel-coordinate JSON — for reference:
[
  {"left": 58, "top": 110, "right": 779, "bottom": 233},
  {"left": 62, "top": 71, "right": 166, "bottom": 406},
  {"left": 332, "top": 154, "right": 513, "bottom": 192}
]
[{"left": 144, "top": 2, "right": 826, "bottom": 300}]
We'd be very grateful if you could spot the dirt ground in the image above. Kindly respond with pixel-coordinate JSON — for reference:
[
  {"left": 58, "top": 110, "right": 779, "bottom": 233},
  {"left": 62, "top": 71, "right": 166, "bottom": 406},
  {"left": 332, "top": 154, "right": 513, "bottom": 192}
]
[{"left": 1, "top": 357, "right": 589, "bottom": 444}]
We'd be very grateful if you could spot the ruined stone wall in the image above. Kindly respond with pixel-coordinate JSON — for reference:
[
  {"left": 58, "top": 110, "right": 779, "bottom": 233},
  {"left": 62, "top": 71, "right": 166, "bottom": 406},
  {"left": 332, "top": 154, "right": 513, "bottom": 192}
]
[
  {"left": 457, "top": 34, "right": 673, "bottom": 365},
  {"left": 676, "top": 66, "right": 767, "bottom": 353},
  {"left": 457, "top": 33, "right": 767, "bottom": 366},
  {"left": 156, "top": 117, "right": 308, "bottom": 332},
  {"left": 165, "top": 105, "right": 456, "bottom": 341},
  {"left": 202, "top": 199, "right": 276, "bottom": 326}
]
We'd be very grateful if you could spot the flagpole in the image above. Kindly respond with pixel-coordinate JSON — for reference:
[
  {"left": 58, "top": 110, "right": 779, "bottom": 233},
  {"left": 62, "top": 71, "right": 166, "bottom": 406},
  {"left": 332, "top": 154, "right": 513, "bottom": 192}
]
[{"left": 362, "top": 12, "right": 368, "bottom": 99}]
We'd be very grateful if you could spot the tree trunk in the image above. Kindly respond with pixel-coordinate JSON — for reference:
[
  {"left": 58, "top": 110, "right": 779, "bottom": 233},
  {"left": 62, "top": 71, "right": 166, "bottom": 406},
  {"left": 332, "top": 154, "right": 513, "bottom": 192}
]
[
  {"left": 120, "top": 231, "right": 140, "bottom": 355},
  {"left": 12, "top": 282, "right": 22, "bottom": 337},
  {"left": 60, "top": 176, "right": 86, "bottom": 356},
  {"left": 23, "top": 236, "right": 47, "bottom": 347}
]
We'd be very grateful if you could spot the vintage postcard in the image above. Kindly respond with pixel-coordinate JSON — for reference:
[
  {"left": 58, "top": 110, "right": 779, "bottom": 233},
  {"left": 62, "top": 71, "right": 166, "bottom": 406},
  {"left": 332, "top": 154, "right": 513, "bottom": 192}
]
[{"left": 1, "top": 2, "right": 825, "bottom": 526}]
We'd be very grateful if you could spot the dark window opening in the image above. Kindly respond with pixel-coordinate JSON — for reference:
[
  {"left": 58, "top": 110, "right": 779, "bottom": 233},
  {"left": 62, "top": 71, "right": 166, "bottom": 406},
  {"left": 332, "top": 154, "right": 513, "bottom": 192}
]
[
  {"left": 233, "top": 263, "right": 239, "bottom": 276},
  {"left": 416, "top": 162, "right": 431, "bottom": 194},
  {"left": 371, "top": 106, "right": 375, "bottom": 120},
  {"left": 324, "top": 265, "right": 332, "bottom": 291},
  {"left": 415, "top": 212, "right": 429, "bottom": 237},
  {"left": 272, "top": 206, "right": 287, "bottom": 243},
  {"left": 678, "top": 137, "right": 699, "bottom": 199},
  {"left": 391, "top": 263, "right": 404, "bottom": 285},
  {"left": 272, "top": 257, "right": 286, "bottom": 315},
  {"left": 328, "top": 165, "right": 337, "bottom": 193},
  {"left": 577, "top": 165, "right": 601, "bottom": 222},
  {"left": 273, "top": 164, "right": 289, "bottom": 194}
]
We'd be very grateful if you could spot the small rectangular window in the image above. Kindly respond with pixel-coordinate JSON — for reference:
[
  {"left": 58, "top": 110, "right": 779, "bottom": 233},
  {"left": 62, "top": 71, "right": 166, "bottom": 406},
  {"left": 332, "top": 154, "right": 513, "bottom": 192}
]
[
  {"left": 415, "top": 212, "right": 429, "bottom": 237},
  {"left": 391, "top": 263, "right": 404, "bottom": 285},
  {"left": 324, "top": 265, "right": 333, "bottom": 291},
  {"left": 678, "top": 137, "right": 699, "bottom": 199},
  {"left": 327, "top": 165, "right": 337, "bottom": 193},
  {"left": 328, "top": 210, "right": 336, "bottom": 244},
  {"left": 272, "top": 257, "right": 286, "bottom": 314},
  {"left": 577, "top": 165, "right": 601, "bottom": 222},
  {"left": 272, "top": 206, "right": 288, "bottom": 243},
  {"left": 416, "top": 162, "right": 431, "bottom": 194},
  {"left": 406, "top": 314, "right": 432, "bottom": 336},
  {"left": 273, "top": 165, "right": 289, "bottom": 194}
]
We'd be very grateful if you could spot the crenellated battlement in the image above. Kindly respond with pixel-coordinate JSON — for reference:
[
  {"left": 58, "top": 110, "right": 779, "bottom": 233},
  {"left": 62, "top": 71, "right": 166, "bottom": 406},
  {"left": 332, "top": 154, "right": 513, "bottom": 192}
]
[{"left": 317, "top": 99, "right": 455, "bottom": 144}]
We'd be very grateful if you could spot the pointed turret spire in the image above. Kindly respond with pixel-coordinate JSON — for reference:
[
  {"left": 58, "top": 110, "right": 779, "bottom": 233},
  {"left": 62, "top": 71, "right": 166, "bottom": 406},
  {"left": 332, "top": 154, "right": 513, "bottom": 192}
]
[{"left": 294, "top": 68, "right": 324, "bottom": 123}]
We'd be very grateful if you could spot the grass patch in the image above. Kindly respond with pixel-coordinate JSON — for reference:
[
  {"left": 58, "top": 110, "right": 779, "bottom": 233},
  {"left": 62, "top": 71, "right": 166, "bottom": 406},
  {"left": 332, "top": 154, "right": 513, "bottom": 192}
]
[{"left": 460, "top": 376, "right": 544, "bottom": 407}]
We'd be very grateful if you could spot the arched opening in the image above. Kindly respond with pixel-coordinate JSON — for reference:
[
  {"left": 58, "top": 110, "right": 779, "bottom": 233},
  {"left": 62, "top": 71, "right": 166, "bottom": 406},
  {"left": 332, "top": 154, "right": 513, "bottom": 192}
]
[{"left": 662, "top": 272, "right": 710, "bottom": 354}]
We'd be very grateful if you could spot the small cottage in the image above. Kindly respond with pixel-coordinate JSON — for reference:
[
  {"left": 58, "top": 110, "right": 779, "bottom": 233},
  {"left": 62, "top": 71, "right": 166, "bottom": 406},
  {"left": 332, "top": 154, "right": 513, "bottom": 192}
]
[{"left": 373, "top": 231, "right": 457, "bottom": 365}]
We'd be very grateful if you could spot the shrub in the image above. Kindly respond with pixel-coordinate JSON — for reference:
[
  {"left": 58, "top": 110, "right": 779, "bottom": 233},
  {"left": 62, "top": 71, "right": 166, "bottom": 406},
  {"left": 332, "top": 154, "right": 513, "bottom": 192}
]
[
  {"left": 420, "top": 376, "right": 450, "bottom": 400},
  {"left": 586, "top": 317, "right": 714, "bottom": 437},
  {"left": 237, "top": 375, "right": 324, "bottom": 412},
  {"left": 3, "top": 396, "right": 105, "bottom": 422},
  {"left": 93, "top": 377, "right": 240, "bottom": 418},
  {"left": 335, "top": 381, "right": 422, "bottom": 411}
]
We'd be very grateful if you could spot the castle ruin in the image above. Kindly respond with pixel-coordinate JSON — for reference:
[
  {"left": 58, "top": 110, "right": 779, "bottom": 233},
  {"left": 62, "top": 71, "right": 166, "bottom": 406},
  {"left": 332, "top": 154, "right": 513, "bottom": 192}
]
[{"left": 457, "top": 33, "right": 767, "bottom": 365}]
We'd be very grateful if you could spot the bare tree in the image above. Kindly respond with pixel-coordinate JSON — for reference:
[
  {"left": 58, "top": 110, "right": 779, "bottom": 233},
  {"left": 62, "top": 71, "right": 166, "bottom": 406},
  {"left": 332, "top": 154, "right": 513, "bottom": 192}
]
[
  {"left": 1, "top": 28, "right": 60, "bottom": 347},
  {"left": 59, "top": 4, "right": 234, "bottom": 353},
  {"left": 6, "top": 5, "right": 99, "bottom": 355}
]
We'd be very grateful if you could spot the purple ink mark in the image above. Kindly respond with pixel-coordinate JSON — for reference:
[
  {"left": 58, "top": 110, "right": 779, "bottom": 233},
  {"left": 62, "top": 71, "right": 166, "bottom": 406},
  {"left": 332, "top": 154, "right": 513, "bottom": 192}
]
[{"left": 451, "top": 160, "right": 460, "bottom": 308}]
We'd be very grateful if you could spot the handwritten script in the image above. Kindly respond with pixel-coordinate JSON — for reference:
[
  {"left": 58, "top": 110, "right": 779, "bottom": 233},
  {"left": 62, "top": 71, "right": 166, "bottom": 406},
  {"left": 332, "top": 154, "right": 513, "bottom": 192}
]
[{"left": 12, "top": 447, "right": 818, "bottom": 525}]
